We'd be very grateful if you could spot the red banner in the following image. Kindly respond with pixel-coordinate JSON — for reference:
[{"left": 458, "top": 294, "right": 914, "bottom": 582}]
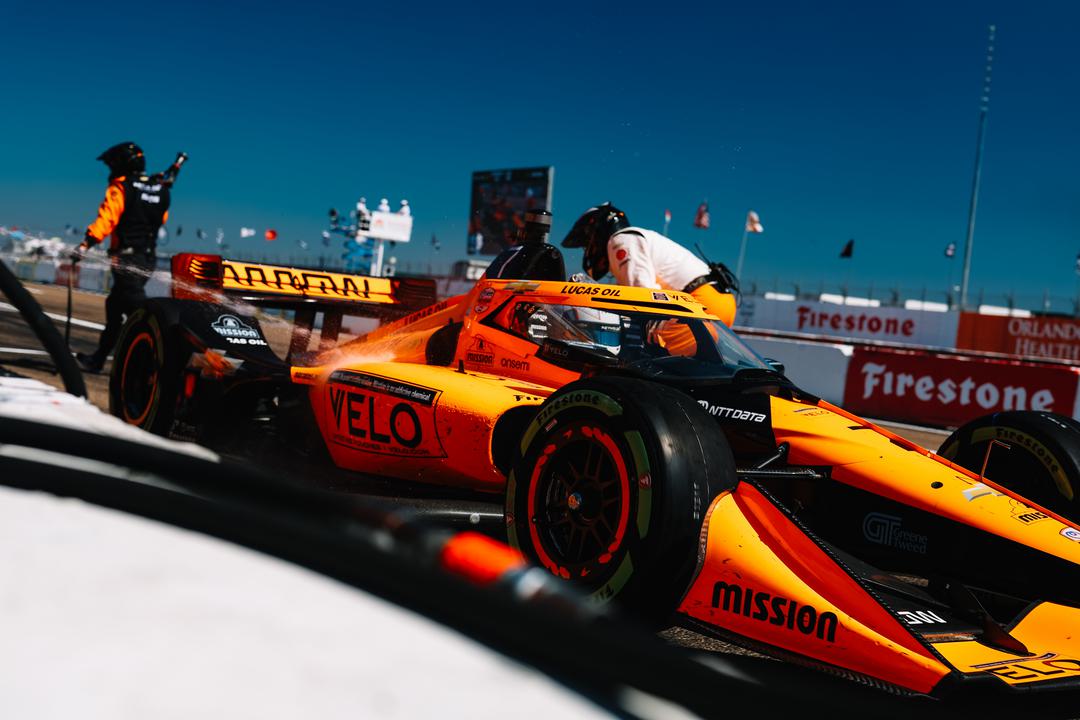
[
  {"left": 842, "top": 346, "right": 1080, "bottom": 427},
  {"left": 53, "top": 263, "right": 79, "bottom": 287},
  {"left": 957, "top": 312, "right": 1080, "bottom": 362}
]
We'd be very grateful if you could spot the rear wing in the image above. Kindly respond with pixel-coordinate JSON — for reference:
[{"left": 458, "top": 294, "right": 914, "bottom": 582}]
[
  {"left": 170, "top": 253, "right": 439, "bottom": 356},
  {"left": 171, "top": 253, "right": 437, "bottom": 315}
]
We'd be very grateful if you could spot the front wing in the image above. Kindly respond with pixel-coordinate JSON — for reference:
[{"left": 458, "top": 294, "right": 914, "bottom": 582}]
[{"left": 677, "top": 482, "right": 1080, "bottom": 696}]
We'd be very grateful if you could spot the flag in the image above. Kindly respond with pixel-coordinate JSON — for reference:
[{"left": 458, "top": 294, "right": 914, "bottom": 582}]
[
  {"left": 840, "top": 239, "right": 854, "bottom": 258},
  {"left": 945, "top": 242, "right": 956, "bottom": 258},
  {"left": 240, "top": 227, "right": 256, "bottom": 238},
  {"left": 745, "top": 210, "right": 763, "bottom": 233},
  {"left": 664, "top": 209, "right": 672, "bottom": 224},
  {"left": 431, "top": 233, "right": 440, "bottom": 251},
  {"left": 1075, "top": 252, "right": 1080, "bottom": 277},
  {"left": 264, "top": 229, "right": 278, "bottom": 241},
  {"left": 215, "top": 228, "right": 224, "bottom": 246},
  {"left": 176, "top": 225, "right": 183, "bottom": 237},
  {"left": 693, "top": 201, "right": 710, "bottom": 229},
  {"left": 196, "top": 228, "right": 207, "bottom": 240}
]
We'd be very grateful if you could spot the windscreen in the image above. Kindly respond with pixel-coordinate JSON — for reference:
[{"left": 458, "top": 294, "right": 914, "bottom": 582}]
[{"left": 497, "top": 301, "right": 773, "bottom": 379}]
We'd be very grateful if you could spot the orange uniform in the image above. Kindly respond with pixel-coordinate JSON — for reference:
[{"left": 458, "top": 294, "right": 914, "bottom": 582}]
[{"left": 85, "top": 175, "right": 169, "bottom": 254}]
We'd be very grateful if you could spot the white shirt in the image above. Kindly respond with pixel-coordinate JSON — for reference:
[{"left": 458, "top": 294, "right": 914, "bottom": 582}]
[{"left": 607, "top": 227, "right": 709, "bottom": 291}]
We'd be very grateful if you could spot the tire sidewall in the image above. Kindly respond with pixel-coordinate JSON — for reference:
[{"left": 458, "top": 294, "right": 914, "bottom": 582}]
[
  {"left": 109, "top": 307, "right": 175, "bottom": 434},
  {"left": 506, "top": 377, "right": 735, "bottom": 618},
  {"left": 508, "top": 384, "right": 653, "bottom": 603}
]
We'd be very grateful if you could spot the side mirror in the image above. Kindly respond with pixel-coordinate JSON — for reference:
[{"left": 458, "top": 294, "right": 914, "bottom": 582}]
[{"left": 764, "top": 357, "right": 785, "bottom": 375}]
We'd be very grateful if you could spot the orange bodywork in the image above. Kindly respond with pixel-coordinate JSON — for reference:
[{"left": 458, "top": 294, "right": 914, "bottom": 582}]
[
  {"left": 679, "top": 484, "right": 949, "bottom": 693},
  {"left": 291, "top": 279, "right": 717, "bottom": 490},
  {"left": 271, "top": 272, "right": 1080, "bottom": 696}
]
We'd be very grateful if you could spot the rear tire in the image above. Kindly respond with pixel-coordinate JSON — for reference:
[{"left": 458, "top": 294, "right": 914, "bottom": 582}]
[
  {"left": 109, "top": 306, "right": 184, "bottom": 435},
  {"left": 939, "top": 411, "right": 1080, "bottom": 523},
  {"left": 506, "top": 376, "right": 737, "bottom": 624}
]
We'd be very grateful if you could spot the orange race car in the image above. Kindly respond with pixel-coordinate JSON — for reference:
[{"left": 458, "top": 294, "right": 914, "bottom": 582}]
[{"left": 109, "top": 252, "right": 1080, "bottom": 699}]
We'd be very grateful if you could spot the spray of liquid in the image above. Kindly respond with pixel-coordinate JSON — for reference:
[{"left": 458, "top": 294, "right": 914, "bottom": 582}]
[{"left": 36, "top": 251, "right": 442, "bottom": 370}]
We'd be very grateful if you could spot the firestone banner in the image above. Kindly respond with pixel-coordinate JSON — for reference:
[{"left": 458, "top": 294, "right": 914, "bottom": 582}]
[
  {"left": 957, "top": 312, "right": 1080, "bottom": 363},
  {"left": 842, "top": 346, "right": 1080, "bottom": 427},
  {"left": 736, "top": 298, "right": 959, "bottom": 348}
]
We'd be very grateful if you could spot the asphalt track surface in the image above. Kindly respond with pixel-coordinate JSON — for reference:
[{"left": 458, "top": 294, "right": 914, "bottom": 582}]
[{"left": 4, "top": 280, "right": 1008, "bottom": 709}]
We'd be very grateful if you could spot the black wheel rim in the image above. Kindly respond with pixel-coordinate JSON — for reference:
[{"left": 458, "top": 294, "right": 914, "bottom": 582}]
[{"left": 530, "top": 422, "right": 631, "bottom": 577}]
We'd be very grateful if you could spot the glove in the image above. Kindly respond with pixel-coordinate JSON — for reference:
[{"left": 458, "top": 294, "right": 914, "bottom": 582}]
[
  {"left": 70, "top": 236, "right": 93, "bottom": 263},
  {"left": 708, "top": 262, "right": 740, "bottom": 296}
]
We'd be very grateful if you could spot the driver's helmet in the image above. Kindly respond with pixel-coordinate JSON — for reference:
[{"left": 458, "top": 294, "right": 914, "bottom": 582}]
[
  {"left": 561, "top": 202, "right": 630, "bottom": 280},
  {"left": 97, "top": 141, "right": 145, "bottom": 179}
]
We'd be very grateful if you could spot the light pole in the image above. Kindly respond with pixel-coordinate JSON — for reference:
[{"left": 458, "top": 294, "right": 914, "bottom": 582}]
[{"left": 959, "top": 24, "right": 996, "bottom": 310}]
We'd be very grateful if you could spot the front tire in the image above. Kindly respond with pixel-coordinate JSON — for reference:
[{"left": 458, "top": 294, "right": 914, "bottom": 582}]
[
  {"left": 939, "top": 411, "right": 1080, "bottom": 523},
  {"left": 506, "top": 376, "right": 737, "bottom": 623}
]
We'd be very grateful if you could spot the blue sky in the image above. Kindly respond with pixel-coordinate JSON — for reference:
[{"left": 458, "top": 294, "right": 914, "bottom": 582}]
[{"left": 1, "top": 1, "right": 1078, "bottom": 306}]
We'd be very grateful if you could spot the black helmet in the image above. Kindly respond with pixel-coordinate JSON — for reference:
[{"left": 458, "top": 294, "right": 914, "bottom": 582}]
[
  {"left": 97, "top": 141, "right": 145, "bottom": 179},
  {"left": 561, "top": 202, "right": 630, "bottom": 279}
]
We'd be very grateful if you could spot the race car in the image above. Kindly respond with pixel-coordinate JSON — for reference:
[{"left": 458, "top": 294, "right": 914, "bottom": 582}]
[{"left": 109, "top": 251, "right": 1080, "bottom": 699}]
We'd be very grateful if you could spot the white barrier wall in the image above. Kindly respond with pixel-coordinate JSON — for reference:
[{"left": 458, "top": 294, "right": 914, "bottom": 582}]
[
  {"left": 737, "top": 296, "right": 960, "bottom": 348},
  {"left": 742, "top": 335, "right": 853, "bottom": 404},
  {"left": 1, "top": 256, "right": 170, "bottom": 298}
]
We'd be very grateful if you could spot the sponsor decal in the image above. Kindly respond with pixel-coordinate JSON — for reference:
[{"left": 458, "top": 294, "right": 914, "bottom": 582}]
[
  {"left": 962, "top": 482, "right": 1003, "bottom": 502},
  {"left": 841, "top": 347, "right": 1078, "bottom": 427},
  {"left": 970, "top": 653, "right": 1080, "bottom": 683},
  {"left": 396, "top": 299, "right": 450, "bottom": 328},
  {"left": 503, "top": 281, "right": 540, "bottom": 292},
  {"left": 651, "top": 291, "right": 669, "bottom": 301},
  {"left": 210, "top": 314, "right": 268, "bottom": 346},
  {"left": 544, "top": 343, "right": 570, "bottom": 359},
  {"left": 896, "top": 610, "right": 946, "bottom": 626},
  {"left": 473, "top": 304, "right": 489, "bottom": 314},
  {"left": 465, "top": 336, "right": 495, "bottom": 367},
  {"left": 222, "top": 260, "right": 396, "bottom": 303},
  {"left": 1007, "top": 499, "right": 1049, "bottom": 525},
  {"left": 710, "top": 582, "right": 839, "bottom": 643},
  {"left": 696, "top": 400, "right": 766, "bottom": 423},
  {"left": 478, "top": 287, "right": 495, "bottom": 303},
  {"left": 500, "top": 357, "right": 530, "bottom": 372},
  {"left": 326, "top": 371, "right": 443, "bottom": 457},
  {"left": 862, "top": 512, "right": 929, "bottom": 554},
  {"left": 534, "top": 390, "right": 602, "bottom": 427},
  {"left": 558, "top": 284, "right": 623, "bottom": 297},
  {"left": 1061, "top": 527, "right": 1080, "bottom": 543},
  {"left": 1016, "top": 510, "right": 1050, "bottom": 524}
]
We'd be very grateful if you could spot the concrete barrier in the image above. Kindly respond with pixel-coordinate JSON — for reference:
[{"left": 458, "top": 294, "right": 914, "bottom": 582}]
[{"left": 742, "top": 335, "right": 853, "bottom": 404}]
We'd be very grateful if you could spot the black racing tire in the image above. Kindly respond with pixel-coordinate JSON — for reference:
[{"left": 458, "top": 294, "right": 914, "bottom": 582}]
[
  {"left": 108, "top": 306, "right": 185, "bottom": 435},
  {"left": 505, "top": 376, "right": 737, "bottom": 624},
  {"left": 938, "top": 411, "right": 1080, "bottom": 523}
]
